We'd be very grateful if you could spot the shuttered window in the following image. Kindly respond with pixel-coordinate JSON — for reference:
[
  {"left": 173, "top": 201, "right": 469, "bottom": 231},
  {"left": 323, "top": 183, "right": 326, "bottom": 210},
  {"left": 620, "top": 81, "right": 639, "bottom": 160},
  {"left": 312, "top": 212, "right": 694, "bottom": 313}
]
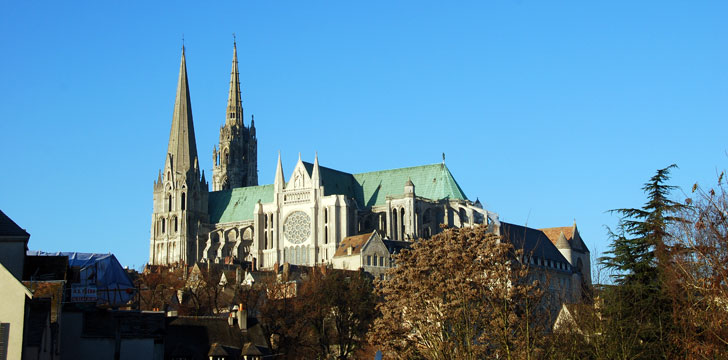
[{"left": 0, "top": 323, "right": 9, "bottom": 360}]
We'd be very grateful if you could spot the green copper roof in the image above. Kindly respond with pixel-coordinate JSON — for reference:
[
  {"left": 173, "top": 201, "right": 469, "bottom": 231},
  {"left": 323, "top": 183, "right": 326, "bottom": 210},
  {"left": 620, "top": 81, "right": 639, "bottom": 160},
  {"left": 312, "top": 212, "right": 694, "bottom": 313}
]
[
  {"left": 304, "top": 162, "right": 467, "bottom": 207},
  {"left": 352, "top": 163, "right": 467, "bottom": 207},
  {"left": 209, "top": 163, "right": 467, "bottom": 224},
  {"left": 208, "top": 184, "right": 274, "bottom": 223}
]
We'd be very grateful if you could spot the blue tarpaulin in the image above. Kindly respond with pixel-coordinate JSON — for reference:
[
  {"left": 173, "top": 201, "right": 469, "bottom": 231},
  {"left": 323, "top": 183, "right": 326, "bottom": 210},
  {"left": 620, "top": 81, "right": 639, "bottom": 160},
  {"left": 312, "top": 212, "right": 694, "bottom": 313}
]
[{"left": 27, "top": 251, "right": 135, "bottom": 306}]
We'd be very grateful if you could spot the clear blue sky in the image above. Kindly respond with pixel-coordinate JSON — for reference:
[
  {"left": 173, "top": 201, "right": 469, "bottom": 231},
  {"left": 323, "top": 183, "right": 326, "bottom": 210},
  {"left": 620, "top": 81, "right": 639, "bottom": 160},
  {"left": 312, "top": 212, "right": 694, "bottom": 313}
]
[{"left": 1, "top": 1, "right": 726, "bottom": 273}]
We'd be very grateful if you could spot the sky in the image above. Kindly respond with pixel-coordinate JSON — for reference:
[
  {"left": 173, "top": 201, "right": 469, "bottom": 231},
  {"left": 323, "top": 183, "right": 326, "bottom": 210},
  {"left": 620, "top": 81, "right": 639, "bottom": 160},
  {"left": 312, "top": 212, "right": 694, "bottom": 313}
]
[{"left": 1, "top": 1, "right": 726, "bottom": 273}]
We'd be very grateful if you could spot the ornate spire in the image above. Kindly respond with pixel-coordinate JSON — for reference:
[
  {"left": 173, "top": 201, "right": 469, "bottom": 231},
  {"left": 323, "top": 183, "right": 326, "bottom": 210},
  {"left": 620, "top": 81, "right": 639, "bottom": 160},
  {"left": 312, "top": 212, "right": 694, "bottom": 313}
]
[
  {"left": 226, "top": 41, "right": 243, "bottom": 126},
  {"left": 165, "top": 47, "right": 199, "bottom": 178},
  {"left": 274, "top": 151, "right": 285, "bottom": 191},
  {"left": 312, "top": 152, "right": 321, "bottom": 186}
]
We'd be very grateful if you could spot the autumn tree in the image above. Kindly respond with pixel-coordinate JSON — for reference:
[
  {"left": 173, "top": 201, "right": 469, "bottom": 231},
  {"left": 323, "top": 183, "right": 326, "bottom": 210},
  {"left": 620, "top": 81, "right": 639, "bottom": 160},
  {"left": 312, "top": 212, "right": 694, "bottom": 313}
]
[
  {"left": 370, "top": 225, "right": 548, "bottom": 360},
  {"left": 667, "top": 169, "right": 728, "bottom": 357},
  {"left": 257, "top": 265, "right": 376, "bottom": 359},
  {"left": 136, "top": 265, "right": 185, "bottom": 311}
]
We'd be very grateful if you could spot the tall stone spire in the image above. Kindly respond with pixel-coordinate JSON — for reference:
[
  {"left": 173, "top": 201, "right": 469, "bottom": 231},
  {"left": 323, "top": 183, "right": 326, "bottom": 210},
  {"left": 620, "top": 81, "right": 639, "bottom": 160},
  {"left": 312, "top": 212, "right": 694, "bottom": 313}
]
[
  {"left": 165, "top": 46, "right": 199, "bottom": 175},
  {"left": 150, "top": 46, "right": 209, "bottom": 267},
  {"left": 226, "top": 40, "right": 243, "bottom": 126},
  {"left": 213, "top": 40, "right": 258, "bottom": 190}
]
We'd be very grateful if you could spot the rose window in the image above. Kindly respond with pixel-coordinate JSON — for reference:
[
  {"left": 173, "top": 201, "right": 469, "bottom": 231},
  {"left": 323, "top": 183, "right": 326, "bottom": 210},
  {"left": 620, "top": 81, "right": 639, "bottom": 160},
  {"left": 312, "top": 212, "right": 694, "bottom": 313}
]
[{"left": 283, "top": 211, "right": 311, "bottom": 244}]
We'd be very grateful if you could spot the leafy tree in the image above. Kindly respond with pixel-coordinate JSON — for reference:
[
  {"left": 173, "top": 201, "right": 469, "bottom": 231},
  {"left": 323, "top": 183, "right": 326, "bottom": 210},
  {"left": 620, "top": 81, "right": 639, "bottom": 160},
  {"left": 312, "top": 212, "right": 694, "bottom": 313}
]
[
  {"left": 600, "top": 164, "right": 685, "bottom": 358},
  {"left": 370, "top": 225, "right": 548, "bottom": 360}
]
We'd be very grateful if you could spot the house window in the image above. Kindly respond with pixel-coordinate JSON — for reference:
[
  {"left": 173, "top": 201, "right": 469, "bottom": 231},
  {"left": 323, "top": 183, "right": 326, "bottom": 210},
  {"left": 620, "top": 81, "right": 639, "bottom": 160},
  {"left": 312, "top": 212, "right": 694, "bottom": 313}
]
[
  {"left": 0, "top": 323, "right": 9, "bottom": 360},
  {"left": 379, "top": 256, "right": 384, "bottom": 267},
  {"left": 366, "top": 255, "right": 371, "bottom": 266}
]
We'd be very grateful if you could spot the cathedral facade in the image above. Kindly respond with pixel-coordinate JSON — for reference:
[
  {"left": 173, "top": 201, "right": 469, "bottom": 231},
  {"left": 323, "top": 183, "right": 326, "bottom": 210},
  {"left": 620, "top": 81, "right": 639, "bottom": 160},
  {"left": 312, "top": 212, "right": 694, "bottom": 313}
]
[{"left": 148, "top": 45, "right": 590, "bottom": 301}]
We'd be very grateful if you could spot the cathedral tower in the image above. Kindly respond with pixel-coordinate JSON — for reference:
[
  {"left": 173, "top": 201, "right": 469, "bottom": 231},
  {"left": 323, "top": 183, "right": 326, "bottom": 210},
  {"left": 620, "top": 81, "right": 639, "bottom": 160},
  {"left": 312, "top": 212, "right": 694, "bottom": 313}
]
[
  {"left": 212, "top": 41, "right": 258, "bottom": 190},
  {"left": 150, "top": 47, "right": 209, "bottom": 266}
]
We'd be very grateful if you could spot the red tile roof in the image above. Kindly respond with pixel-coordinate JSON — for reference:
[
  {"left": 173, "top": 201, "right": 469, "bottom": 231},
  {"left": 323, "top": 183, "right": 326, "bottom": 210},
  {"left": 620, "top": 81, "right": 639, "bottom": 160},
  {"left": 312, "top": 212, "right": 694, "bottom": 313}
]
[
  {"left": 539, "top": 226, "right": 574, "bottom": 246},
  {"left": 334, "top": 232, "right": 374, "bottom": 257}
]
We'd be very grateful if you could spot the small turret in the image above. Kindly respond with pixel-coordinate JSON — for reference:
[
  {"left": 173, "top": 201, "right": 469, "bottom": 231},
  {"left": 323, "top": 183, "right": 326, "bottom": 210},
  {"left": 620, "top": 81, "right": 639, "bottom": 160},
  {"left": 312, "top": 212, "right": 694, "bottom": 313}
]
[{"left": 404, "top": 177, "right": 415, "bottom": 196}]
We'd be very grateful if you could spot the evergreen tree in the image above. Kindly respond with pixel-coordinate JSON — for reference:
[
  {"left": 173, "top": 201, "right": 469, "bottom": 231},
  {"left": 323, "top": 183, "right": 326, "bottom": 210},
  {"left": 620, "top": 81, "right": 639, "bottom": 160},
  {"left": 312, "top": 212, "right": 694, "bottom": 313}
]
[{"left": 600, "top": 164, "right": 685, "bottom": 358}]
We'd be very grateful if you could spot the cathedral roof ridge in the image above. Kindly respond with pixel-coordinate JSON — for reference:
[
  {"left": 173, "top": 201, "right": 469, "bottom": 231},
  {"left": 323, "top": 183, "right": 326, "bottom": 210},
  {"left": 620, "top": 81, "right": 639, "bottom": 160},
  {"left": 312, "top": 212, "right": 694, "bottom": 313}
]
[{"left": 351, "top": 162, "right": 446, "bottom": 176}]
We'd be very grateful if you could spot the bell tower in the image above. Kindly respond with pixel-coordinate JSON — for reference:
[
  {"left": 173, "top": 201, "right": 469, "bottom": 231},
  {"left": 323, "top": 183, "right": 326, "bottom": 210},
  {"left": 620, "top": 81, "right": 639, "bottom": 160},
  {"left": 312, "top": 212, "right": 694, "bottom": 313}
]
[
  {"left": 150, "top": 46, "right": 209, "bottom": 266},
  {"left": 212, "top": 40, "right": 258, "bottom": 190}
]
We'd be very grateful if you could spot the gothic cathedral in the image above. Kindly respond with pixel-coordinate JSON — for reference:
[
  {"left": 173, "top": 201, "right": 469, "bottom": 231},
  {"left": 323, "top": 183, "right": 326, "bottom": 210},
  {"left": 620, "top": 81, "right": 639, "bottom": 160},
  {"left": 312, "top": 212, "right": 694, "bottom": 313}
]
[{"left": 147, "top": 43, "right": 591, "bottom": 302}]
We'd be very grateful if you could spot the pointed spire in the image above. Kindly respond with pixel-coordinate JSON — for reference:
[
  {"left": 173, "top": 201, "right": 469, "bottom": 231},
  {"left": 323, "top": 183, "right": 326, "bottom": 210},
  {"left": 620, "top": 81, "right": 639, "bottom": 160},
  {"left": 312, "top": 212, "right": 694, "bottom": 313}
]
[
  {"left": 312, "top": 152, "right": 321, "bottom": 186},
  {"left": 165, "top": 47, "right": 199, "bottom": 178},
  {"left": 226, "top": 40, "right": 243, "bottom": 126},
  {"left": 555, "top": 231, "right": 571, "bottom": 249},
  {"left": 274, "top": 151, "right": 285, "bottom": 191}
]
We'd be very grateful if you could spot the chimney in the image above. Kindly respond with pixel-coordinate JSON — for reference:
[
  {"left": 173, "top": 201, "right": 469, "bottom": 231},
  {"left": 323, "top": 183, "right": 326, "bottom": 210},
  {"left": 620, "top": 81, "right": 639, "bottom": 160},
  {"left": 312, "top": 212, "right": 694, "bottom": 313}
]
[{"left": 237, "top": 303, "right": 247, "bottom": 330}]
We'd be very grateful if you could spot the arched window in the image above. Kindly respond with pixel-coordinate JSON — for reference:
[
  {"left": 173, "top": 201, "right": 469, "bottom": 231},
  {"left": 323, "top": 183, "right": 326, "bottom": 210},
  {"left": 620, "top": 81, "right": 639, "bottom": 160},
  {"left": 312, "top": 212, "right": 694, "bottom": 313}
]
[
  {"left": 400, "top": 208, "right": 406, "bottom": 240},
  {"left": 162, "top": 218, "right": 166, "bottom": 233},
  {"left": 324, "top": 226, "right": 328, "bottom": 245},
  {"left": 167, "top": 194, "right": 172, "bottom": 212},
  {"left": 459, "top": 208, "right": 468, "bottom": 227},
  {"left": 181, "top": 193, "right": 186, "bottom": 211},
  {"left": 392, "top": 210, "right": 398, "bottom": 240},
  {"left": 174, "top": 217, "right": 178, "bottom": 232},
  {"left": 264, "top": 232, "right": 268, "bottom": 250}
]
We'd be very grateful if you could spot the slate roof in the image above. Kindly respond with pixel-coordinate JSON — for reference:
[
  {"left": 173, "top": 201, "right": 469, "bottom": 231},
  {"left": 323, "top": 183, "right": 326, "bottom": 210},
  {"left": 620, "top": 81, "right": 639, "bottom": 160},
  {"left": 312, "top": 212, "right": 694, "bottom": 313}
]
[
  {"left": 499, "top": 222, "right": 572, "bottom": 266},
  {"left": 208, "top": 162, "right": 468, "bottom": 224},
  {"left": 334, "top": 232, "right": 375, "bottom": 257},
  {"left": 382, "top": 239, "right": 411, "bottom": 255},
  {"left": 0, "top": 209, "right": 29, "bottom": 238}
]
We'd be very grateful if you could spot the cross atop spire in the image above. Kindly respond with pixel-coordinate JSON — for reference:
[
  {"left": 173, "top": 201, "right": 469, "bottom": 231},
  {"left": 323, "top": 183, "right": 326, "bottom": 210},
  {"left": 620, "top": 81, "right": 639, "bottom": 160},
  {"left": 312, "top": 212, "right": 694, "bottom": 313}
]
[
  {"left": 226, "top": 40, "right": 243, "bottom": 126},
  {"left": 165, "top": 47, "right": 199, "bottom": 178}
]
